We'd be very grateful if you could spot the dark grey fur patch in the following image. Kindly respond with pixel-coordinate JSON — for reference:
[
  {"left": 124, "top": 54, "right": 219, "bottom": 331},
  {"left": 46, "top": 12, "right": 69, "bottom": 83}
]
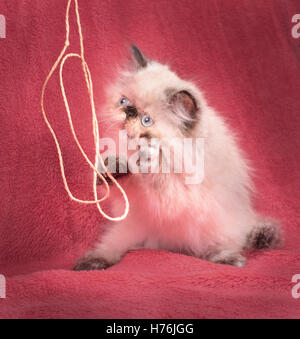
[
  {"left": 246, "top": 221, "right": 282, "bottom": 250},
  {"left": 140, "top": 132, "right": 152, "bottom": 140},
  {"left": 169, "top": 90, "right": 199, "bottom": 133},
  {"left": 73, "top": 258, "right": 110, "bottom": 271},
  {"left": 131, "top": 45, "right": 148, "bottom": 69},
  {"left": 125, "top": 105, "right": 138, "bottom": 118}
]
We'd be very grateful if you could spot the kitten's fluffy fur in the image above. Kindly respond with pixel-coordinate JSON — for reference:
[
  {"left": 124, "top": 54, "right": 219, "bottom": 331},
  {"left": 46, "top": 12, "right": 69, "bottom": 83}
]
[{"left": 74, "top": 46, "right": 281, "bottom": 271}]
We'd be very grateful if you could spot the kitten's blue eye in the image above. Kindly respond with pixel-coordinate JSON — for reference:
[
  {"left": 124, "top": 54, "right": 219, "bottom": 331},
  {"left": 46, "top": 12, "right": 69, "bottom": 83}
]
[
  {"left": 119, "top": 97, "right": 130, "bottom": 107},
  {"left": 141, "top": 115, "right": 154, "bottom": 127}
]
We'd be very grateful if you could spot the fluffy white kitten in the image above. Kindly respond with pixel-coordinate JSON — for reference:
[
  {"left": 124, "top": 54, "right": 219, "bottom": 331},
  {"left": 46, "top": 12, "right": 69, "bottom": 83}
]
[{"left": 74, "top": 46, "right": 281, "bottom": 270}]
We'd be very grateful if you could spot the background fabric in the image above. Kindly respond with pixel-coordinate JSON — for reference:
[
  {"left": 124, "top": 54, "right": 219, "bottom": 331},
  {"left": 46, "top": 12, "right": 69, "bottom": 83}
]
[{"left": 0, "top": 0, "right": 299, "bottom": 318}]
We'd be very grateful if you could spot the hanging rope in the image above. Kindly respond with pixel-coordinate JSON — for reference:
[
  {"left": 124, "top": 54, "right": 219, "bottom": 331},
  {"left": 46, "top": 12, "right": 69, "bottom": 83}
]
[{"left": 41, "top": 0, "right": 129, "bottom": 221}]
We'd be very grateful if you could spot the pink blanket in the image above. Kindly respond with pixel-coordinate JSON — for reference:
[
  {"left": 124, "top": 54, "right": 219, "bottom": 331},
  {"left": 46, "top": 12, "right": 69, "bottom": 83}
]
[{"left": 0, "top": 0, "right": 299, "bottom": 319}]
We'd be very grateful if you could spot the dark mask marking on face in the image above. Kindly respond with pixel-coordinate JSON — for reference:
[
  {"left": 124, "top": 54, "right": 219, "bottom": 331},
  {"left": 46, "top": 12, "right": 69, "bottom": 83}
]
[
  {"left": 140, "top": 132, "right": 152, "bottom": 140},
  {"left": 125, "top": 106, "right": 138, "bottom": 119}
]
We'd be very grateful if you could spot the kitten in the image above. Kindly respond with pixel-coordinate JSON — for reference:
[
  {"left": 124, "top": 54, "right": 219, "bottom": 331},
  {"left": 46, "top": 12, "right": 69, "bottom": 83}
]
[{"left": 74, "top": 46, "right": 282, "bottom": 271}]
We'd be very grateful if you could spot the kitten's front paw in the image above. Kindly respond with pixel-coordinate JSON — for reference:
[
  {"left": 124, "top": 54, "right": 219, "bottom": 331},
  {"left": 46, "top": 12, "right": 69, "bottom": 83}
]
[
  {"left": 97, "top": 156, "right": 129, "bottom": 186},
  {"left": 73, "top": 257, "right": 110, "bottom": 271}
]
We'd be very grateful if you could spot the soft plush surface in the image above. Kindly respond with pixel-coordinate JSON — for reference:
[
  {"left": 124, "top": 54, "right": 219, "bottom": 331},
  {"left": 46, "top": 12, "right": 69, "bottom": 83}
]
[{"left": 0, "top": 0, "right": 300, "bottom": 319}]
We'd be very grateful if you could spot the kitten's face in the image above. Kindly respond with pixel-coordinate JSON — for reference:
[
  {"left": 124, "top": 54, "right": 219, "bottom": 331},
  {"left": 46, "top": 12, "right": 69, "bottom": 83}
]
[{"left": 104, "top": 46, "right": 200, "bottom": 142}]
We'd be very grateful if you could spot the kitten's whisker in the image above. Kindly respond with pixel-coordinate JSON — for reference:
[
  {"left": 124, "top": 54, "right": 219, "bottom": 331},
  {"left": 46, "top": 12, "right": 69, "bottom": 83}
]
[
  {"left": 99, "top": 113, "right": 114, "bottom": 119},
  {"left": 102, "top": 120, "right": 122, "bottom": 135},
  {"left": 100, "top": 109, "right": 123, "bottom": 117},
  {"left": 99, "top": 116, "right": 123, "bottom": 123}
]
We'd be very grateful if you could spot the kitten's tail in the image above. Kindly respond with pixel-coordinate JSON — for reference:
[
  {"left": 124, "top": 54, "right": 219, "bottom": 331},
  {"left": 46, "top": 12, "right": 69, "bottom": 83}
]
[{"left": 245, "top": 217, "right": 283, "bottom": 250}]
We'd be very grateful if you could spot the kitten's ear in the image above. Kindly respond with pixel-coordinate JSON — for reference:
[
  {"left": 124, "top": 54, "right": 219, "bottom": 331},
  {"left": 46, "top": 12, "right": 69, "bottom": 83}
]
[
  {"left": 170, "top": 90, "right": 198, "bottom": 121},
  {"left": 131, "top": 45, "right": 148, "bottom": 69}
]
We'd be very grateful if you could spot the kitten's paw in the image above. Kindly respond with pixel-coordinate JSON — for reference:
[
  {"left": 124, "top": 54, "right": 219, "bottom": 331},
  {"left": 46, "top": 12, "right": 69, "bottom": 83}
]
[
  {"left": 209, "top": 251, "right": 246, "bottom": 268},
  {"left": 247, "top": 218, "right": 283, "bottom": 250},
  {"left": 97, "top": 156, "right": 129, "bottom": 186},
  {"left": 73, "top": 257, "right": 110, "bottom": 271}
]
